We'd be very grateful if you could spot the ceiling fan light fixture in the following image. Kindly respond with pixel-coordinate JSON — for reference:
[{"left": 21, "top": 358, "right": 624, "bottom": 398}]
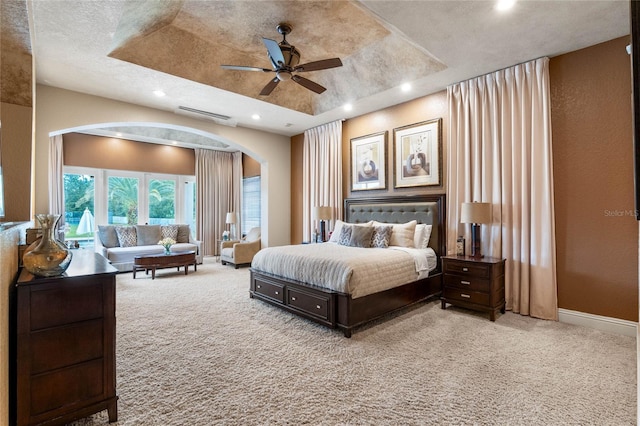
[{"left": 276, "top": 70, "right": 292, "bottom": 81}]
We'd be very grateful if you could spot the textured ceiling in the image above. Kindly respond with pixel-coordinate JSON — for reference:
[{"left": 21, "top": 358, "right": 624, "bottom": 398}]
[
  {"left": 1, "top": 0, "right": 33, "bottom": 106},
  {"left": 107, "top": 0, "right": 445, "bottom": 115},
  {"left": 2, "top": 0, "right": 632, "bottom": 141}
]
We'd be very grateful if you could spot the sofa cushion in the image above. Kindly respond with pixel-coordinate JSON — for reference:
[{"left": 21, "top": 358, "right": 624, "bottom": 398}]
[
  {"left": 115, "top": 226, "right": 137, "bottom": 247},
  {"left": 97, "top": 225, "right": 119, "bottom": 248},
  {"left": 177, "top": 225, "right": 191, "bottom": 243},
  {"left": 161, "top": 224, "right": 179, "bottom": 240},
  {"left": 136, "top": 225, "right": 162, "bottom": 246}
]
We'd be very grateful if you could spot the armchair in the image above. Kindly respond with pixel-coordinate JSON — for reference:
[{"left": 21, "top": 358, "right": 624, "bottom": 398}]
[{"left": 220, "top": 227, "right": 261, "bottom": 268}]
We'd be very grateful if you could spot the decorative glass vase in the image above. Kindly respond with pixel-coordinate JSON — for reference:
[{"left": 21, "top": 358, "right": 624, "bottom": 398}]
[
  {"left": 23, "top": 214, "right": 73, "bottom": 277},
  {"left": 164, "top": 246, "right": 171, "bottom": 255}
]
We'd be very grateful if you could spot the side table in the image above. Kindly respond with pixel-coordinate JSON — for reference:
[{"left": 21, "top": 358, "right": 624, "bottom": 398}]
[{"left": 441, "top": 255, "right": 506, "bottom": 321}]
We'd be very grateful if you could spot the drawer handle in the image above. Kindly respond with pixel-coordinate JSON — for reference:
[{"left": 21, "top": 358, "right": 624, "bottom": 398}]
[
  {"left": 275, "top": 291, "right": 279, "bottom": 295},
  {"left": 462, "top": 267, "right": 469, "bottom": 272},
  {"left": 257, "top": 285, "right": 261, "bottom": 289},
  {"left": 291, "top": 296, "right": 296, "bottom": 301},
  {"left": 461, "top": 293, "right": 471, "bottom": 298},
  {"left": 316, "top": 305, "right": 321, "bottom": 309},
  {"left": 460, "top": 280, "right": 471, "bottom": 285}
]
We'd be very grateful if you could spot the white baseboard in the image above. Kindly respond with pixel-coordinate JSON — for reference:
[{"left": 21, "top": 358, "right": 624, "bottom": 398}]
[{"left": 558, "top": 308, "right": 638, "bottom": 337}]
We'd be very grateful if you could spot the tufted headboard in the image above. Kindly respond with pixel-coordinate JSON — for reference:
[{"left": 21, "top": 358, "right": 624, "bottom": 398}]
[{"left": 344, "top": 195, "right": 446, "bottom": 262}]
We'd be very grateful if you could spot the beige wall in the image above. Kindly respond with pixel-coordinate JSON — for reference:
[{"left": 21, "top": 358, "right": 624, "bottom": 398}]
[
  {"left": 35, "top": 85, "right": 291, "bottom": 249},
  {"left": 290, "top": 37, "right": 638, "bottom": 322},
  {"left": 64, "top": 133, "right": 196, "bottom": 175},
  {"left": 550, "top": 37, "right": 638, "bottom": 322}
]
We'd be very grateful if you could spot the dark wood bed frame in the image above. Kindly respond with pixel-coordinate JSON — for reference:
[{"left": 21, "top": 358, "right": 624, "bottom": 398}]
[{"left": 249, "top": 194, "right": 446, "bottom": 337}]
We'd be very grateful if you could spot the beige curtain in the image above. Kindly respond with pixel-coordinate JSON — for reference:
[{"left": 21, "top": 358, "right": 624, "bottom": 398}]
[
  {"left": 195, "top": 149, "right": 242, "bottom": 256},
  {"left": 447, "top": 57, "right": 557, "bottom": 320},
  {"left": 302, "top": 120, "right": 343, "bottom": 242},
  {"left": 48, "top": 134, "right": 65, "bottom": 227}
]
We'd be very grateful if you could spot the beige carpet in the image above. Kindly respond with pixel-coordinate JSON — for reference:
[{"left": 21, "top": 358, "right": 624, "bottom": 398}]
[{"left": 71, "top": 257, "right": 636, "bottom": 425}]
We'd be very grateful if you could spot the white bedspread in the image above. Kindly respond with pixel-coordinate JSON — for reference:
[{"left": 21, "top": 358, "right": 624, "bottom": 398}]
[{"left": 251, "top": 242, "right": 437, "bottom": 299}]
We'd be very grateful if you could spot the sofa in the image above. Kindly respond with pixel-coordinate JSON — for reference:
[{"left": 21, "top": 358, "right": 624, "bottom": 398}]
[
  {"left": 220, "top": 227, "right": 261, "bottom": 268},
  {"left": 95, "top": 224, "right": 202, "bottom": 272}
]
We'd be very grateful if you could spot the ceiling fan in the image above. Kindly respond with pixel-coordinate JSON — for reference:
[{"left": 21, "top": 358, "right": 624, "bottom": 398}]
[{"left": 221, "top": 23, "right": 343, "bottom": 96}]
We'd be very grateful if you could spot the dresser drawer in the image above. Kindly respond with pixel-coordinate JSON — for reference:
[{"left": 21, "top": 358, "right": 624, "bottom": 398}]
[
  {"left": 444, "top": 274, "right": 491, "bottom": 292},
  {"left": 287, "top": 288, "right": 330, "bottom": 321},
  {"left": 254, "top": 280, "right": 285, "bottom": 303},
  {"left": 443, "top": 260, "right": 490, "bottom": 278},
  {"left": 443, "top": 288, "right": 489, "bottom": 306}
]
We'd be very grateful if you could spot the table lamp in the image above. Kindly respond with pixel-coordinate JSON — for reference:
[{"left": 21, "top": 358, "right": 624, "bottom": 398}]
[
  {"left": 460, "top": 202, "right": 492, "bottom": 258},
  {"left": 226, "top": 212, "right": 237, "bottom": 240},
  {"left": 313, "top": 206, "right": 332, "bottom": 242}
]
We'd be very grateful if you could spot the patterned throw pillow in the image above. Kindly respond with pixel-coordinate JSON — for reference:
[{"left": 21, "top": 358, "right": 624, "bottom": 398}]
[
  {"left": 337, "top": 224, "right": 353, "bottom": 246},
  {"left": 161, "top": 224, "right": 179, "bottom": 241},
  {"left": 115, "top": 226, "right": 137, "bottom": 247},
  {"left": 371, "top": 225, "right": 393, "bottom": 248}
]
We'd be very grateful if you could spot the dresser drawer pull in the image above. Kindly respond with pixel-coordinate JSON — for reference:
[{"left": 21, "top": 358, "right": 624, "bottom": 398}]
[
  {"left": 460, "top": 280, "right": 471, "bottom": 285},
  {"left": 256, "top": 285, "right": 261, "bottom": 289},
  {"left": 462, "top": 267, "right": 469, "bottom": 272},
  {"left": 274, "top": 291, "right": 279, "bottom": 295},
  {"left": 460, "top": 293, "right": 471, "bottom": 298},
  {"left": 316, "top": 305, "right": 321, "bottom": 309},
  {"left": 291, "top": 296, "right": 296, "bottom": 301}
]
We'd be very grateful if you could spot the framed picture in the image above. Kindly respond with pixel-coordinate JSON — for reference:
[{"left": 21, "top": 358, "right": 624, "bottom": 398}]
[
  {"left": 350, "top": 131, "right": 387, "bottom": 191},
  {"left": 393, "top": 118, "right": 442, "bottom": 188}
]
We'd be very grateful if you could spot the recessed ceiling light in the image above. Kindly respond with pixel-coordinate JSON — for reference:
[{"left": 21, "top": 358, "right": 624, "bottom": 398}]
[
  {"left": 495, "top": 0, "right": 516, "bottom": 11},
  {"left": 172, "top": 141, "right": 178, "bottom": 145},
  {"left": 251, "top": 114, "right": 261, "bottom": 120},
  {"left": 115, "top": 132, "right": 123, "bottom": 137},
  {"left": 401, "top": 83, "right": 412, "bottom": 92},
  {"left": 343, "top": 103, "right": 353, "bottom": 112},
  {"left": 153, "top": 90, "right": 166, "bottom": 97}
]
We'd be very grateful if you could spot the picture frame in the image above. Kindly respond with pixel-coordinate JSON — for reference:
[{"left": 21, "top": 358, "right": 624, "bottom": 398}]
[
  {"left": 393, "top": 118, "right": 442, "bottom": 188},
  {"left": 350, "top": 131, "right": 387, "bottom": 191}
]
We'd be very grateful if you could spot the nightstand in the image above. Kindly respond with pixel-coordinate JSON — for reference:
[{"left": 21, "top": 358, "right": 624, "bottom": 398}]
[{"left": 441, "top": 255, "right": 506, "bottom": 321}]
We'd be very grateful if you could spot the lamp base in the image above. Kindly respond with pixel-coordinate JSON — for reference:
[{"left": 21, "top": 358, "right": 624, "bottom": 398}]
[
  {"left": 470, "top": 223, "right": 483, "bottom": 258},
  {"left": 320, "top": 220, "right": 326, "bottom": 243}
]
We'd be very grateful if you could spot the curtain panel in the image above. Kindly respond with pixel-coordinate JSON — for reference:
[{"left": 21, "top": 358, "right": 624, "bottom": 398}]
[
  {"left": 195, "top": 149, "right": 242, "bottom": 256},
  {"left": 447, "top": 57, "right": 557, "bottom": 320},
  {"left": 49, "top": 135, "right": 65, "bottom": 227},
  {"left": 302, "top": 120, "right": 343, "bottom": 242}
]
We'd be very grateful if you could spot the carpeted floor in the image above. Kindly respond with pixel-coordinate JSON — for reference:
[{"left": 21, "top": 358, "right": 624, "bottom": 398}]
[{"left": 71, "top": 257, "right": 636, "bottom": 425}]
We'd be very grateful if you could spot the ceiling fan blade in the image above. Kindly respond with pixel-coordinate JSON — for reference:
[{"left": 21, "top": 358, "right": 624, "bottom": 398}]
[
  {"left": 221, "top": 65, "right": 273, "bottom": 72},
  {"left": 294, "top": 58, "right": 343, "bottom": 72},
  {"left": 260, "top": 77, "right": 280, "bottom": 96},
  {"left": 263, "top": 37, "right": 286, "bottom": 69},
  {"left": 292, "top": 75, "right": 326, "bottom": 94}
]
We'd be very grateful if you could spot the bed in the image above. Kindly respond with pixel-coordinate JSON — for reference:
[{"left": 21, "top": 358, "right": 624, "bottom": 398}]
[{"left": 249, "top": 194, "right": 446, "bottom": 337}]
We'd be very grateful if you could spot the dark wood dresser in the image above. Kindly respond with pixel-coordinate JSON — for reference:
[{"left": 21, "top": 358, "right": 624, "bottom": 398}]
[
  {"left": 441, "top": 255, "right": 506, "bottom": 321},
  {"left": 13, "top": 250, "right": 118, "bottom": 426}
]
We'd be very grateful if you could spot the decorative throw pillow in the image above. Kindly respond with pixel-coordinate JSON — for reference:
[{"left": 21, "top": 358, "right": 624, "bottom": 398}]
[
  {"left": 176, "top": 224, "right": 191, "bottom": 243},
  {"left": 337, "top": 224, "right": 353, "bottom": 246},
  {"left": 414, "top": 224, "right": 433, "bottom": 249},
  {"left": 389, "top": 220, "right": 417, "bottom": 247},
  {"left": 371, "top": 225, "right": 393, "bottom": 248},
  {"left": 161, "top": 224, "right": 179, "bottom": 241},
  {"left": 348, "top": 225, "right": 374, "bottom": 248},
  {"left": 115, "top": 226, "right": 137, "bottom": 247},
  {"left": 97, "top": 225, "right": 119, "bottom": 248},
  {"left": 136, "top": 225, "right": 162, "bottom": 246}
]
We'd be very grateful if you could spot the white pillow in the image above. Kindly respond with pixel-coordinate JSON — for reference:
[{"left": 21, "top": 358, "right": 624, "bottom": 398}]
[
  {"left": 389, "top": 220, "right": 417, "bottom": 247},
  {"left": 414, "top": 224, "right": 433, "bottom": 249}
]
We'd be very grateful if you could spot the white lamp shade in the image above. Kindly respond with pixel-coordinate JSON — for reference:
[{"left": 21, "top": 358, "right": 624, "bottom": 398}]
[
  {"left": 460, "top": 202, "right": 492, "bottom": 224},
  {"left": 313, "top": 206, "right": 332, "bottom": 221},
  {"left": 225, "top": 212, "right": 237, "bottom": 224}
]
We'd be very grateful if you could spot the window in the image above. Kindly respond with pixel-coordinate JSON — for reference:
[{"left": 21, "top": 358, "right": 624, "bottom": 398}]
[
  {"left": 242, "top": 176, "right": 260, "bottom": 234},
  {"left": 63, "top": 167, "right": 196, "bottom": 241}
]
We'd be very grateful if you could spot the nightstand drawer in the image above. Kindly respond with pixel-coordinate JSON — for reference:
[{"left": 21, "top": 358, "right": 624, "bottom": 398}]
[
  {"left": 444, "top": 274, "right": 490, "bottom": 292},
  {"left": 443, "top": 260, "right": 490, "bottom": 278},
  {"left": 443, "top": 288, "right": 489, "bottom": 306}
]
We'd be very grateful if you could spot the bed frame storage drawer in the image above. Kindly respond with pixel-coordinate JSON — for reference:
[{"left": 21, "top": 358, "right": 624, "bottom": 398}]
[
  {"left": 253, "top": 278, "right": 285, "bottom": 303},
  {"left": 287, "top": 287, "right": 331, "bottom": 321}
]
